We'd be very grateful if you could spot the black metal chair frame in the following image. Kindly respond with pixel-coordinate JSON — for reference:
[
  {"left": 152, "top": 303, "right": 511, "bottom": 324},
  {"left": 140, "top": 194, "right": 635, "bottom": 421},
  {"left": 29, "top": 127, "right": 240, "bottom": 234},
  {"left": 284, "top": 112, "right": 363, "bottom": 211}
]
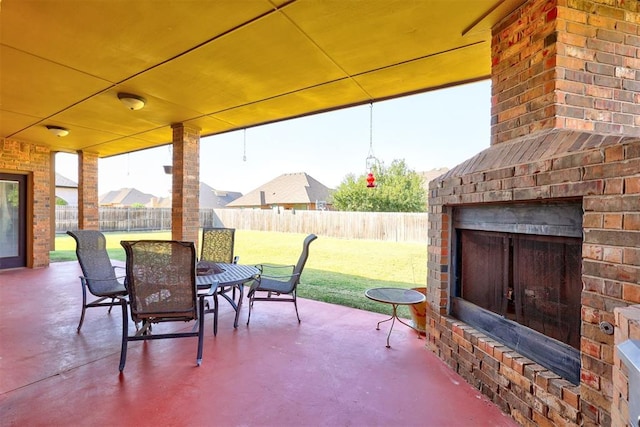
[
  {"left": 118, "top": 240, "right": 216, "bottom": 372},
  {"left": 247, "top": 234, "right": 317, "bottom": 325},
  {"left": 67, "top": 230, "right": 127, "bottom": 332}
]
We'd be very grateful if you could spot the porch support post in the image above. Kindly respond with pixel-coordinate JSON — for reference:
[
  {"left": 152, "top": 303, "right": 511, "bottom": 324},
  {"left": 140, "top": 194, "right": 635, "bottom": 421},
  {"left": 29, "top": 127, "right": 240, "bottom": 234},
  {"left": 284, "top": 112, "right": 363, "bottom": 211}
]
[
  {"left": 77, "top": 151, "right": 99, "bottom": 230},
  {"left": 171, "top": 123, "right": 200, "bottom": 243}
]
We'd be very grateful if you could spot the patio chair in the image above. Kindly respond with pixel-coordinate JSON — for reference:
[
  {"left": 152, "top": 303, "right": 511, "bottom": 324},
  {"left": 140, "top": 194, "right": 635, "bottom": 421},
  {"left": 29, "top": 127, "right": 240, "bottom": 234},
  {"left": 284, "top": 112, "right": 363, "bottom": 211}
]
[
  {"left": 200, "top": 227, "right": 239, "bottom": 264},
  {"left": 67, "top": 230, "right": 127, "bottom": 332},
  {"left": 246, "top": 234, "right": 317, "bottom": 325},
  {"left": 118, "top": 240, "right": 215, "bottom": 372},
  {"left": 200, "top": 227, "right": 241, "bottom": 304}
]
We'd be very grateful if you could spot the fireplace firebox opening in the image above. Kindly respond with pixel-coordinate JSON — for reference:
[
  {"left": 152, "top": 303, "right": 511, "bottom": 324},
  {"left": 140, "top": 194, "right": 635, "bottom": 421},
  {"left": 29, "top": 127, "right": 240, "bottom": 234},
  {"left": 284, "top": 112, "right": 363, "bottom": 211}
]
[{"left": 450, "top": 201, "right": 583, "bottom": 384}]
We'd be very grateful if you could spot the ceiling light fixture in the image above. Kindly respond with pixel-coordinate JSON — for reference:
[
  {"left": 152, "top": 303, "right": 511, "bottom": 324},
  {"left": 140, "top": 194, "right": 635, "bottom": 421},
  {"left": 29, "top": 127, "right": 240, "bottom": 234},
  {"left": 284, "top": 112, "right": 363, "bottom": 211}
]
[
  {"left": 117, "top": 92, "right": 146, "bottom": 110},
  {"left": 46, "top": 125, "right": 69, "bottom": 137}
]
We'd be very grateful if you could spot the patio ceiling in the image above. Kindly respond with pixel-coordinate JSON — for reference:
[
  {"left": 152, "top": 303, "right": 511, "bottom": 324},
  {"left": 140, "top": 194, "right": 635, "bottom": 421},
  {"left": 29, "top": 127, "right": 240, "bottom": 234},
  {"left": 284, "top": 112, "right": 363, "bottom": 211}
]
[{"left": 1, "top": 0, "right": 524, "bottom": 158}]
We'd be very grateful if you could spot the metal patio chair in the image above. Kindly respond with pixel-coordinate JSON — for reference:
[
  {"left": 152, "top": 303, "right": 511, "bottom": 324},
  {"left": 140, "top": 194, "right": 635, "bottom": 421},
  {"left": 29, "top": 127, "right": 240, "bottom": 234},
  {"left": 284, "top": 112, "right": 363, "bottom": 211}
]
[
  {"left": 67, "top": 230, "right": 127, "bottom": 332},
  {"left": 200, "top": 227, "right": 242, "bottom": 306},
  {"left": 118, "top": 240, "right": 215, "bottom": 372},
  {"left": 246, "top": 234, "right": 317, "bottom": 325},
  {"left": 200, "top": 227, "right": 239, "bottom": 264}
]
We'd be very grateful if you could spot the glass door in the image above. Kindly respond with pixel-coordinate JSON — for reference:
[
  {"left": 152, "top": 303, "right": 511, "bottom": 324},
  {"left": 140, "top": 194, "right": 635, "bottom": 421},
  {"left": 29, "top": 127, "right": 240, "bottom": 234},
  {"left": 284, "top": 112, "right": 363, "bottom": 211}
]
[{"left": 0, "top": 174, "right": 27, "bottom": 269}]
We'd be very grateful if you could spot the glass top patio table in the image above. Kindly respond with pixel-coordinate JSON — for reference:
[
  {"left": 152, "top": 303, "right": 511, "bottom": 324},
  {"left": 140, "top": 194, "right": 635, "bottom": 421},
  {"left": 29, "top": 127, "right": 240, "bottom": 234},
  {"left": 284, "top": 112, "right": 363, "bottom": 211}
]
[
  {"left": 365, "top": 287, "right": 426, "bottom": 348},
  {"left": 365, "top": 287, "right": 426, "bottom": 305},
  {"left": 196, "top": 263, "right": 260, "bottom": 289},
  {"left": 196, "top": 263, "right": 259, "bottom": 332}
]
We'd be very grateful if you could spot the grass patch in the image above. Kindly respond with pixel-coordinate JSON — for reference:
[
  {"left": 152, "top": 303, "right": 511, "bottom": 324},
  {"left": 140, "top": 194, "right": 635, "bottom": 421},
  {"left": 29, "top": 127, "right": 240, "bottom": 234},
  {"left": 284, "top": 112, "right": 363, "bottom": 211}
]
[{"left": 52, "top": 230, "right": 427, "bottom": 318}]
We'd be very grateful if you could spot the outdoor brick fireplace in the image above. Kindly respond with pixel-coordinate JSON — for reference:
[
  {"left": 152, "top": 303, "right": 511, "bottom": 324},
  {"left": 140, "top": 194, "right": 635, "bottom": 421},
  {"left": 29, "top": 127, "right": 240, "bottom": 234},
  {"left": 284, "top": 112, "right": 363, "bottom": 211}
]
[{"left": 426, "top": 1, "right": 640, "bottom": 426}]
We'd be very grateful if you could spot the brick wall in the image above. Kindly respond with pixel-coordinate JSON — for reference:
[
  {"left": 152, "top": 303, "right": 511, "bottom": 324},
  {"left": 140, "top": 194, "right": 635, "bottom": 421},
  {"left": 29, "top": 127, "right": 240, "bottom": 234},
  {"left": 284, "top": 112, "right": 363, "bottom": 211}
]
[
  {"left": 0, "top": 138, "right": 51, "bottom": 268},
  {"left": 427, "top": 1, "right": 640, "bottom": 425}
]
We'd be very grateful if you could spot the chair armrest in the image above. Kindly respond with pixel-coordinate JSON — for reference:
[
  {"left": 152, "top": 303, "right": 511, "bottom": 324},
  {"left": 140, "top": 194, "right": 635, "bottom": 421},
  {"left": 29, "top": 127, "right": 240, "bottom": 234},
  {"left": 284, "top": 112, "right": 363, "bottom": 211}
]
[
  {"left": 112, "top": 266, "right": 126, "bottom": 283},
  {"left": 256, "top": 264, "right": 295, "bottom": 275},
  {"left": 79, "top": 274, "right": 126, "bottom": 282},
  {"left": 247, "top": 272, "right": 300, "bottom": 296},
  {"left": 259, "top": 272, "right": 300, "bottom": 281},
  {"left": 198, "top": 280, "right": 219, "bottom": 297}
]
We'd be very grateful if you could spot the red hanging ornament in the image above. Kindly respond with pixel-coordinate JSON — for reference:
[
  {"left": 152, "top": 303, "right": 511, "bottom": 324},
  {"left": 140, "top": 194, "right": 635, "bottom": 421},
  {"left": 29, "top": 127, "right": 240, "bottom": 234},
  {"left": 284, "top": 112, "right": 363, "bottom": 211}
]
[{"left": 366, "top": 172, "right": 376, "bottom": 188}]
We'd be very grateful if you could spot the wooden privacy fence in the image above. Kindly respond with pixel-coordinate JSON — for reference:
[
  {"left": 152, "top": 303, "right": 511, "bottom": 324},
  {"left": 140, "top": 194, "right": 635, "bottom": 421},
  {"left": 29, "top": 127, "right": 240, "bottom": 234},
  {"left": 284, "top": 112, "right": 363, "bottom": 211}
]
[{"left": 56, "top": 207, "right": 429, "bottom": 242}]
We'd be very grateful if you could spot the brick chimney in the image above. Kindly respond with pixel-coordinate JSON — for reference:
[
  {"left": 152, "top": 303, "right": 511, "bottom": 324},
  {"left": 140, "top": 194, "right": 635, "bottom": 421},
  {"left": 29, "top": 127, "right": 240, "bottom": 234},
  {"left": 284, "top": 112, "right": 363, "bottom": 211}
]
[{"left": 491, "top": 0, "right": 640, "bottom": 145}]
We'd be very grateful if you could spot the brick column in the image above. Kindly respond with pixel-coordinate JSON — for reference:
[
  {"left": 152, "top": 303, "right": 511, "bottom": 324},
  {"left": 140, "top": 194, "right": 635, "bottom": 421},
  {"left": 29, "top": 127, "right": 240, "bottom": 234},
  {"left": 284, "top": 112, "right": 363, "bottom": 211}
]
[
  {"left": 171, "top": 123, "right": 200, "bottom": 244},
  {"left": 77, "top": 151, "right": 99, "bottom": 230}
]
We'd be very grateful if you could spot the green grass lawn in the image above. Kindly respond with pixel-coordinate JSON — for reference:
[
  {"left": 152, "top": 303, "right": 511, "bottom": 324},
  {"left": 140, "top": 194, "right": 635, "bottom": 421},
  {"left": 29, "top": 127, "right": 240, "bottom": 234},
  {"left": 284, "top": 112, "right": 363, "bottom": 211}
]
[{"left": 52, "top": 230, "right": 427, "bottom": 317}]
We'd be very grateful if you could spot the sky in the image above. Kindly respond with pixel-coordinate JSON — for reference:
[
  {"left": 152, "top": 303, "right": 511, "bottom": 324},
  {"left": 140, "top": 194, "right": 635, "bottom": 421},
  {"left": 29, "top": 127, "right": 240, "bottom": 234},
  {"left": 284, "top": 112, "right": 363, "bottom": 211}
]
[{"left": 55, "top": 80, "right": 492, "bottom": 198}]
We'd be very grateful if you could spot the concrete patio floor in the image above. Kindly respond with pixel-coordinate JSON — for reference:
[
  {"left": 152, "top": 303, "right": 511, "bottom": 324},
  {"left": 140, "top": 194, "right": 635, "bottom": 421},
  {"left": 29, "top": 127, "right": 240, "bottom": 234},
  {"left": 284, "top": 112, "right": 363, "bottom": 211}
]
[{"left": 0, "top": 262, "right": 517, "bottom": 426}]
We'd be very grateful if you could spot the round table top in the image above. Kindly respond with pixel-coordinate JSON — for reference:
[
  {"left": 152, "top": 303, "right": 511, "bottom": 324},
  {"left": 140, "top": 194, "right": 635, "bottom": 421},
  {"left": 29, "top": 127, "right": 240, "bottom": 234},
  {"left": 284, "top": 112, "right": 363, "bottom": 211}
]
[
  {"left": 365, "top": 287, "right": 426, "bottom": 305},
  {"left": 196, "top": 263, "right": 259, "bottom": 288}
]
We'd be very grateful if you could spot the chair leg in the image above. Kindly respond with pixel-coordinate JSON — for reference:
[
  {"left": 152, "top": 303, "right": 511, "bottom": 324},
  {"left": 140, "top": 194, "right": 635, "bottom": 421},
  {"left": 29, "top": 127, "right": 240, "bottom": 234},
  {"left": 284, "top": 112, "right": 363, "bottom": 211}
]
[
  {"left": 293, "top": 292, "right": 301, "bottom": 323},
  {"left": 246, "top": 295, "right": 253, "bottom": 326},
  {"left": 118, "top": 299, "right": 128, "bottom": 372},
  {"left": 107, "top": 297, "right": 116, "bottom": 313},
  {"left": 197, "top": 297, "right": 205, "bottom": 366},
  {"left": 77, "top": 281, "right": 88, "bottom": 333}
]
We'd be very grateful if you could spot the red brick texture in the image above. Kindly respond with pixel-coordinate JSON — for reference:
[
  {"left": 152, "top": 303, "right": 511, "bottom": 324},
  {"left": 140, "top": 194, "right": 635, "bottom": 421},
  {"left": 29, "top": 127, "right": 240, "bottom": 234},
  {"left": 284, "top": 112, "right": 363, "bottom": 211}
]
[
  {"left": 0, "top": 139, "right": 51, "bottom": 268},
  {"left": 429, "top": 134, "right": 640, "bottom": 426},
  {"left": 171, "top": 124, "right": 200, "bottom": 245},
  {"left": 77, "top": 150, "right": 99, "bottom": 230},
  {"left": 491, "top": 0, "right": 640, "bottom": 146},
  {"left": 428, "top": 0, "right": 640, "bottom": 425}
]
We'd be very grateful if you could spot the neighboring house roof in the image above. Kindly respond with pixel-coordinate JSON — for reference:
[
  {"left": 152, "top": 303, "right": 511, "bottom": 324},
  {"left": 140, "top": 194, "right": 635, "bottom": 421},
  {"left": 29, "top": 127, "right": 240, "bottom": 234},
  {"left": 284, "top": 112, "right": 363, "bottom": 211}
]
[
  {"left": 55, "top": 173, "right": 77, "bottom": 188},
  {"left": 99, "top": 188, "right": 156, "bottom": 206},
  {"left": 227, "top": 172, "right": 332, "bottom": 208},
  {"left": 420, "top": 167, "right": 449, "bottom": 186},
  {"left": 146, "top": 182, "right": 242, "bottom": 209},
  {"left": 200, "top": 182, "right": 242, "bottom": 209}
]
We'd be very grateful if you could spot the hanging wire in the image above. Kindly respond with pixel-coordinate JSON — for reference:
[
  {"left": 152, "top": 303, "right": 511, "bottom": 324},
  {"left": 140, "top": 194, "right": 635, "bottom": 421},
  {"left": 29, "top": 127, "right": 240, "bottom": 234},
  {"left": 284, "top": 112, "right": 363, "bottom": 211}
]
[
  {"left": 243, "top": 129, "right": 247, "bottom": 162},
  {"left": 365, "top": 102, "right": 377, "bottom": 171}
]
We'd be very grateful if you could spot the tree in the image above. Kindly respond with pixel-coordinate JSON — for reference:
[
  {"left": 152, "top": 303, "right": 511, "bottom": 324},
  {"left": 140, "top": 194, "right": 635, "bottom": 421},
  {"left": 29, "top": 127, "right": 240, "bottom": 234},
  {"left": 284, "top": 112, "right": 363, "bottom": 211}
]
[{"left": 331, "top": 159, "right": 427, "bottom": 212}]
